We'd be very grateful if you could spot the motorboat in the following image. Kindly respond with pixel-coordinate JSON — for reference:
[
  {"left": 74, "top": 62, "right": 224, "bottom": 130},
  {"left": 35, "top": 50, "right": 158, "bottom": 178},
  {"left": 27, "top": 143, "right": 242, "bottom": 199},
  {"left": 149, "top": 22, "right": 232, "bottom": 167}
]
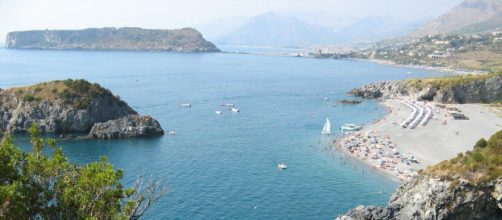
[
  {"left": 181, "top": 103, "right": 191, "bottom": 107},
  {"left": 215, "top": 111, "right": 223, "bottom": 114},
  {"left": 322, "top": 118, "right": 331, "bottom": 135},
  {"left": 168, "top": 130, "right": 176, "bottom": 135},
  {"left": 230, "top": 107, "right": 240, "bottom": 113},
  {"left": 340, "top": 124, "right": 362, "bottom": 132},
  {"left": 277, "top": 163, "right": 287, "bottom": 170}
]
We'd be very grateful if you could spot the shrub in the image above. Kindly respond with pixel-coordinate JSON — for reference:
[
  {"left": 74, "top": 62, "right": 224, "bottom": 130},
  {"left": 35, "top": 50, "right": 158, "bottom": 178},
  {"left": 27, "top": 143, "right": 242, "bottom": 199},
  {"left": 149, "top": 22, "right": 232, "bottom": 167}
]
[
  {"left": 22, "top": 95, "right": 40, "bottom": 102},
  {"left": 474, "top": 138, "right": 488, "bottom": 149}
]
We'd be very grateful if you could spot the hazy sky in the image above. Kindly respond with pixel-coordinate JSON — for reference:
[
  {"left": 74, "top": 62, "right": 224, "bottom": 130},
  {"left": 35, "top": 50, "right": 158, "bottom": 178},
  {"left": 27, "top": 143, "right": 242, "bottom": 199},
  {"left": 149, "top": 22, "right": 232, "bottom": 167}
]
[{"left": 0, "top": 0, "right": 463, "bottom": 38}]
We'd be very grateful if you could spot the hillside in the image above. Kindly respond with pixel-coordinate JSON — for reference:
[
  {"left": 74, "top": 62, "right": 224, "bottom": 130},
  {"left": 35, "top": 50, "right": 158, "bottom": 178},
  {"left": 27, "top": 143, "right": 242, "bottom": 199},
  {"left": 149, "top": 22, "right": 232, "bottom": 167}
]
[
  {"left": 411, "top": 0, "right": 502, "bottom": 37},
  {"left": 358, "top": 32, "right": 502, "bottom": 72},
  {"left": 5, "top": 27, "right": 219, "bottom": 52}
]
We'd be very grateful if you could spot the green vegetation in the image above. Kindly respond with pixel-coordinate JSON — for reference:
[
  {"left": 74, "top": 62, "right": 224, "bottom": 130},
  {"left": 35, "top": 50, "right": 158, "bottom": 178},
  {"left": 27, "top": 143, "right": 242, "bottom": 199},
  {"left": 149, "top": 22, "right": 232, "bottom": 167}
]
[
  {"left": 0, "top": 124, "right": 166, "bottom": 219},
  {"left": 11, "top": 79, "right": 127, "bottom": 110},
  {"left": 22, "top": 94, "right": 41, "bottom": 102},
  {"left": 423, "top": 130, "right": 502, "bottom": 184},
  {"left": 403, "top": 72, "right": 502, "bottom": 90}
]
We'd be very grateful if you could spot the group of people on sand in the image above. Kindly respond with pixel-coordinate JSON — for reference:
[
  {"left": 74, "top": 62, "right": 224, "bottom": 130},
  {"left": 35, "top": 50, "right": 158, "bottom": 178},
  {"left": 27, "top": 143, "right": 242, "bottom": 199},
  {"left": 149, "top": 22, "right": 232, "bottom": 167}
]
[{"left": 335, "top": 131, "right": 419, "bottom": 181}]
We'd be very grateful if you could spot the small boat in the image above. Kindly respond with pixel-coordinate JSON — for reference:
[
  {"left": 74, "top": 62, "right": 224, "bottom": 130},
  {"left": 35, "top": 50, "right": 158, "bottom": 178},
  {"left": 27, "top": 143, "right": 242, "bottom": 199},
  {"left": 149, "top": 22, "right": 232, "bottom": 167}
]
[
  {"left": 277, "top": 163, "right": 287, "bottom": 170},
  {"left": 322, "top": 118, "right": 331, "bottom": 135},
  {"left": 221, "top": 103, "right": 235, "bottom": 107},
  {"left": 168, "top": 130, "right": 176, "bottom": 135},
  {"left": 181, "top": 103, "right": 191, "bottom": 108},
  {"left": 215, "top": 111, "right": 223, "bottom": 114},
  {"left": 230, "top": 107, "right": 240, "bottom": 113},
  {"left": 341, "top": 124, "right": 362, "bottom": 132}
]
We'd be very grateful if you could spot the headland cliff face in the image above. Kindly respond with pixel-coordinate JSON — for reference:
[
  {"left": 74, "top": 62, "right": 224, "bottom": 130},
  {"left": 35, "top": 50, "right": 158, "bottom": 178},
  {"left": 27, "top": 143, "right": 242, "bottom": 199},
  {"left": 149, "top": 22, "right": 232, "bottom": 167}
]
[{"left": 349, "top": 73, "right": 502, "bottom": 104}]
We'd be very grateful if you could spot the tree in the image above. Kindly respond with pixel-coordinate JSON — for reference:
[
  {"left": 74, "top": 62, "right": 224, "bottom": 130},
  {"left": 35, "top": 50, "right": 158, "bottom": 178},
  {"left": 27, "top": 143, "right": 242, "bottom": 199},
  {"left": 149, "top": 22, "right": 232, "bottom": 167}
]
[{"left": 0, "top": 123, "right": 167, "bottom": 219}]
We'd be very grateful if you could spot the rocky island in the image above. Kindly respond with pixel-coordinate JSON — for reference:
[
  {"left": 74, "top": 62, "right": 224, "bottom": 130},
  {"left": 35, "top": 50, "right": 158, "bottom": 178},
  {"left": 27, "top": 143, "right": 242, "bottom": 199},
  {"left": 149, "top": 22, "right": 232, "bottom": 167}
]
[
  {"left": 5, "top": 27, "right": 219, "bottom": 53},
  {"left": 0, "top": 79, "right": 163, "bottom": 139}
]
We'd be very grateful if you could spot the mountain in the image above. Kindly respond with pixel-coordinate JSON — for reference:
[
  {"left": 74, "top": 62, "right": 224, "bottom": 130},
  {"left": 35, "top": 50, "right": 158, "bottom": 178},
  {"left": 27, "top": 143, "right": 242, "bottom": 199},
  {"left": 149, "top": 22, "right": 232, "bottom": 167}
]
[
  {"left": 195, "top": 16, "right": 251, "bottom": 41},
  {"left": 338, "top": 16, "right": 428, "bottom": 43},
  {"left": 214, "top": 12, "right": 427, "bottom": 47},
  {"left": 215, "top": 12, "right": 339, "bottom": 47},
  {"left": 5, "top": 27, "right": 219, "bottom": 52},
  {"left": 411, "top": 0, "right": 502, "bottom": 37}
]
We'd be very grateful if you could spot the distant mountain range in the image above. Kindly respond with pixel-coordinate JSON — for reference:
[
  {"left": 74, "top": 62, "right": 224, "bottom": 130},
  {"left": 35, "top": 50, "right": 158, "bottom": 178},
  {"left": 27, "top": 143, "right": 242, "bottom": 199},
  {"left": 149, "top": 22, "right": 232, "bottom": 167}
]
[
  {"left": 214, "top": 12, "right": 338, "bottom": 47},
  {"left": 198, "top": 12, "right": 427, "bottom": 47},
  {"left": 411, "top": 0, "right": 502, "bottom": 37}
]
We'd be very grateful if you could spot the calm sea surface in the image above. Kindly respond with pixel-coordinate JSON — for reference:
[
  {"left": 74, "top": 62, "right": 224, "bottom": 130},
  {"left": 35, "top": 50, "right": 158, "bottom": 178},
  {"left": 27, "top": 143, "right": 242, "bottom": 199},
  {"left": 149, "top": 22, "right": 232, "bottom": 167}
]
[{"left": 0, "top": 46, "right": 442, "bottom": 219}]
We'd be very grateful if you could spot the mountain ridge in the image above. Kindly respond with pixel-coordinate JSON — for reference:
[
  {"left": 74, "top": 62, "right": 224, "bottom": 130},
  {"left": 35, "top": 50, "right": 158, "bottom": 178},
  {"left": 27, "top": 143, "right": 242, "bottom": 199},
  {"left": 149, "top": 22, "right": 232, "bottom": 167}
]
[{"left": 411, "top": 0, "right": 502, "bottom": 37}]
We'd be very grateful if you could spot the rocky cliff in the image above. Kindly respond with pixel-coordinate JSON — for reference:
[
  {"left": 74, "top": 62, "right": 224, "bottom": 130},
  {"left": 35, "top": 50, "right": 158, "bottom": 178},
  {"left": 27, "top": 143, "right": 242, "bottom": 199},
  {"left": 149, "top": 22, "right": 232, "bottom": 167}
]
[
  {"left": 0, "top": 79, "right": 163, "bottom": 139},
  {"left": 88, "top": 115, "right": 164, "bottom": 139},
  {"left": 5, "top": 27, "right": 219, "bottom": 53},
  {"left": 337, "top": 176, "right": 502, "bottom": 220},
  {"left": 349, "top": 73, "right": 502, "bottom": 103}
]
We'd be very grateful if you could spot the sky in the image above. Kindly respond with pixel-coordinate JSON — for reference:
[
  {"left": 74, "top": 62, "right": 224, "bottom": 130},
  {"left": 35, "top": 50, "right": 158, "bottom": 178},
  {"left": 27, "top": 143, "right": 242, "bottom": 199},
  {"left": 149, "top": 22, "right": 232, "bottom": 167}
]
[{"left": 0, "top": 0, "right": 464, "bottom": 38}]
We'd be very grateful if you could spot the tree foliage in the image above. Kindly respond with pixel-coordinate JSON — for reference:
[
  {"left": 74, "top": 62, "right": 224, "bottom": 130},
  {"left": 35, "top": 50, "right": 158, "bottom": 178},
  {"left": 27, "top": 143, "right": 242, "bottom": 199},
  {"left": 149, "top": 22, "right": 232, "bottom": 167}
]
[{"left": 0, "top": 124, "right": 167, "bottom": 219}]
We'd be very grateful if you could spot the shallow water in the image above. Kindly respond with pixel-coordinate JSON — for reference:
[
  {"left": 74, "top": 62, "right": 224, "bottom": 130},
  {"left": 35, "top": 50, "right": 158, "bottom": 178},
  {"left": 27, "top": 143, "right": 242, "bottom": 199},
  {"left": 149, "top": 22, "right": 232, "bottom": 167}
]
[{"left": 0, "top": 47, "right": 442, "bottom": 219}]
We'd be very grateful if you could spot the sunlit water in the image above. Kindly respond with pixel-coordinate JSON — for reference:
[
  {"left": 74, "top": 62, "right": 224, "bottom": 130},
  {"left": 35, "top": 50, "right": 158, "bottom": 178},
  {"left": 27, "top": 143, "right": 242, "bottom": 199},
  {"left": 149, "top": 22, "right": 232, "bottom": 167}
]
[{"left": 0, "top": 47, "right": 442, "bottom": 219}]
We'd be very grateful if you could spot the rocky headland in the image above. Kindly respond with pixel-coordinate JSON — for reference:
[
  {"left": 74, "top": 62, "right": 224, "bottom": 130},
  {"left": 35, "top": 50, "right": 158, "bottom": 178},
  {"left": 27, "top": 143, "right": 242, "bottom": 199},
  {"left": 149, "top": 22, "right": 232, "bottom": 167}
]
[
  {"left": 0, "top": 79, "right": 163, "bottom": 139},
  {"left": 5, "top": 27, "right": 219, "bottom": 53},
  {"left": 337, "top": 130, "right": 502, "bottom": 220},
  {"left": 349, "top": 73, "right": 502, "bottom": 103}
]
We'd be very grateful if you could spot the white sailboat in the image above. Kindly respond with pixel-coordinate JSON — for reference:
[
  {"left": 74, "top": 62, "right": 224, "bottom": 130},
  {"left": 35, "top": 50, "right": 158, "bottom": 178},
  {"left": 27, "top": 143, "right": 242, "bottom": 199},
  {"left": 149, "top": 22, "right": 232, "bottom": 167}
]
[{"left": 322, "top": 118, "right": 331, "bottom": 135}]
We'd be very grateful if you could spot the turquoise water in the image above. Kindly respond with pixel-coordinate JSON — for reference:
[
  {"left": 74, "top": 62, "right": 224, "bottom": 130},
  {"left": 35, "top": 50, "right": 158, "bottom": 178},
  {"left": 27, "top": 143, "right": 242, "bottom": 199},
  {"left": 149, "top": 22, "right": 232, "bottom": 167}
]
[{"left": 0, "top": 47, "right": 441, "bottom": 219}]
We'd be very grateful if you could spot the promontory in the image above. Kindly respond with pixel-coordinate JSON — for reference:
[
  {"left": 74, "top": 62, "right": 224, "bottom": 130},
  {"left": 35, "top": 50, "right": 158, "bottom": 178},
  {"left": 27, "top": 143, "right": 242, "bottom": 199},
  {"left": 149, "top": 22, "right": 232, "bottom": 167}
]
[
  {"left": 0, "top": 79, "right": 164, "bottom": 139},
  {"left": 5, "top": 27, "right": 219, "bottom": 52}
]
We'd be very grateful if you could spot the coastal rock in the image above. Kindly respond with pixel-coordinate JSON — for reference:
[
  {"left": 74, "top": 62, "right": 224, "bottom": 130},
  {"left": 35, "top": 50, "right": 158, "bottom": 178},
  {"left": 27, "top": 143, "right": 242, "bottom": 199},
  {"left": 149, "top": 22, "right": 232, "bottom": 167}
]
[
  {"left": 337, "top": 176, "right": 502, "bottom": 220},
  {"left": 5, "top": 27, "right": 219, "bottom": 53},
  {"left": 88, "top": 115, "right": 164, "bottom": 139},
  {"left": 349, "top": 74, "right": 502, "bottom": 104},
  {"left": 0, "top": 79, "right": 163, "bottom": 139}
]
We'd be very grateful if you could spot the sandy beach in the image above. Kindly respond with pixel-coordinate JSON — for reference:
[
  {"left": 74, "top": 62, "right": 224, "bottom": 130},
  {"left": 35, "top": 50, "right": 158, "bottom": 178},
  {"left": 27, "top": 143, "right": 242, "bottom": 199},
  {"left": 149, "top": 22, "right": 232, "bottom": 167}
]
[{"left": 335, "top": 98, "right": 502, "bottom": 181}]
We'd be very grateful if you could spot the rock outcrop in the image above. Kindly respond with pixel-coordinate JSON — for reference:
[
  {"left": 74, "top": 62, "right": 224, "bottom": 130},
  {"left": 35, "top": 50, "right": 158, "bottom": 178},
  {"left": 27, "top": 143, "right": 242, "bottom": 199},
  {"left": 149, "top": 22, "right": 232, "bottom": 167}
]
[
  {"left": 337, "top": 176, "right": 502, "bottom": 220},
  {"left": 0, "top": 79, "right": 163, "bottom": 139},
  {"left": 5, "top": 27, "right": 219, "bottom": 53},
  {"left": 88, "top": 115, "right": 163, "bottom": 139},
  {"left": 349, "top": 74, "right": 502, "bottom": 103}
]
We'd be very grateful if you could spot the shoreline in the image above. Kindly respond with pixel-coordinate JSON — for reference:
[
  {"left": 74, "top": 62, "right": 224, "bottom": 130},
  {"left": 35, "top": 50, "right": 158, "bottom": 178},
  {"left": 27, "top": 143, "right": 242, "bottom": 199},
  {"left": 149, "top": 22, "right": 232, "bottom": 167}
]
[
  {"left": 359, "top": 58, "right": 487, "bottom": 75},
  {"left": 332, "top": 97, "right": 502, "bottom": 182}
]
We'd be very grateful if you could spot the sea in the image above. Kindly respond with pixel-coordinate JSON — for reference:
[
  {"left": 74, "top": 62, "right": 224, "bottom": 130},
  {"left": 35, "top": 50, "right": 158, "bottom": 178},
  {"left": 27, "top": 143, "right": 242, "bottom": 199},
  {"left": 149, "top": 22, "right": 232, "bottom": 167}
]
[{"left": 0, "top": 46, "right": 443, "bottom": 219}]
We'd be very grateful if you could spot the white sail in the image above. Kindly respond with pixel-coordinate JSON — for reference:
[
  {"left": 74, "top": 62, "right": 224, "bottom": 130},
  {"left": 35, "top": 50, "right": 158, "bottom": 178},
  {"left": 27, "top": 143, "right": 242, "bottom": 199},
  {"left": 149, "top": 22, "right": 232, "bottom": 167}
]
[{"left": 322, "top": 118, "right": 331, "bottom": 134}]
